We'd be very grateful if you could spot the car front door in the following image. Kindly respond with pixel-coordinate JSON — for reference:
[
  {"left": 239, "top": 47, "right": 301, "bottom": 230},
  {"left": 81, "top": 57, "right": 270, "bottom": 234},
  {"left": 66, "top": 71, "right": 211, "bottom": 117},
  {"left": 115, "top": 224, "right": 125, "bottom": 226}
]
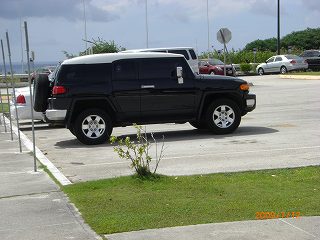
[
  {"left": 273, "top": 56, "right": 283, "bottom": 72},
  {"left": 139, "top": 57, "right": 196, "bottom": 122},
  {"left": 264, "top": 57, "right": 275, "bottom": 73}
]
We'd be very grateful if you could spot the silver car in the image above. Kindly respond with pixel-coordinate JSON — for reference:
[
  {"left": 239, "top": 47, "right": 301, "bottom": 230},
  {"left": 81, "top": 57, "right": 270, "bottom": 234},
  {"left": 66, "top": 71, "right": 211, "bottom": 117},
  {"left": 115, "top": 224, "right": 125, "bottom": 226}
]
[{"left": 256, "top": 55, "right": 308, "bottom": 75}]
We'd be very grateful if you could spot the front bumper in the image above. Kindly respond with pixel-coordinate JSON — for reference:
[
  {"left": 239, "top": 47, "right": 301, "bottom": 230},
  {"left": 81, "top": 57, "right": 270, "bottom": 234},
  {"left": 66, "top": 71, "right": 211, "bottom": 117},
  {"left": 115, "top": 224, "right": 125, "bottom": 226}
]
[{"left": 244, "top": 93, "right": 256, "bottom": 113}]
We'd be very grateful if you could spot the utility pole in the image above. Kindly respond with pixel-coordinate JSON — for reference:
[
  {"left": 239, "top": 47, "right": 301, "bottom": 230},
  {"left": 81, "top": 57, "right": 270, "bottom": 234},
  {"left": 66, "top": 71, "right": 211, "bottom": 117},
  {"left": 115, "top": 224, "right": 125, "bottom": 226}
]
[
  {"left": 206, "top": 0, "right": 210, "bottom": 56},
  {"left": 145, "top": 0, "right": 149, "bottom": 48},
  {"left": 277, "top": 0, "right": 280, "bottom": 55}
]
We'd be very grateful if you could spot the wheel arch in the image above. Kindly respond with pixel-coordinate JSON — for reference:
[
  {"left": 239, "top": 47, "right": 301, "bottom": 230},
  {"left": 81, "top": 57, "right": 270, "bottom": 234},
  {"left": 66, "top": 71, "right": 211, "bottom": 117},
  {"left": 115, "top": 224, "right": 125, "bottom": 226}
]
[
  {"left": 198, "top": 93, "right": 243, "bottom": 121},
  {"left": 67, "top": 98, "right": 116, "bottom": 129}
]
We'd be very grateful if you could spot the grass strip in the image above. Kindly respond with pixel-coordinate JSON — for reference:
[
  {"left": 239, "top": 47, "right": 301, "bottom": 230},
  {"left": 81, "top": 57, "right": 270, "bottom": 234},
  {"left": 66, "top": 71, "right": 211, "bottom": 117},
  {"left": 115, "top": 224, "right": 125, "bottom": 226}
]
[
  {"left": 0, "top": 103, "right": 9, "bottom": 113},
  {"left": 63, "top": 166, "right": 320, "bottom": 234},
  {"left": 288, "top": 71, "right": 320, "bottom": 76}
]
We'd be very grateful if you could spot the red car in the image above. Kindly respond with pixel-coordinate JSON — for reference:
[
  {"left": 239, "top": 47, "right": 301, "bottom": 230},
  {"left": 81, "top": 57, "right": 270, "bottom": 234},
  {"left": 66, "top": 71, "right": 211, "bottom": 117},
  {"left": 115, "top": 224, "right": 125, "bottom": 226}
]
[{"left": 199, "top": 59, "right": 236, "bottom": 76}]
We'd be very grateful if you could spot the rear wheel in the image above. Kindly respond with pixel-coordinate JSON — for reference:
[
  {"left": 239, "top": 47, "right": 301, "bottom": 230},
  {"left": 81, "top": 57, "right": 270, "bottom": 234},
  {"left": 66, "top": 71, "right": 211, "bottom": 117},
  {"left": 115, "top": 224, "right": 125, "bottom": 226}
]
[
  {"left": 280, "top": 66, "right": 287, "bottom": 74},
  {"left": 209, "top": 71, "right": 215, "bottom": 75},
  {"left": 205, "top": 99, "right": 241, "bottom": 134},
  {"left": 74, "top": 109, "right": 112, "bottom": 145},
  {"left": 258, "top": 68, "right": 264, "bottom": 75}
]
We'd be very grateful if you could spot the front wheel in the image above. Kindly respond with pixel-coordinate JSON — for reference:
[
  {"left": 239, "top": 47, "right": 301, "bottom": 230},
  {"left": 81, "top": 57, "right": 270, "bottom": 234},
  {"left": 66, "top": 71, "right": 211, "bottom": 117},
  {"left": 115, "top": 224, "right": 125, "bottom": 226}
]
[
  {"left": 74, "top": 109, "right": 113, "bottom": 145},
  {"left": 205, "top": 99, "right": 241, "bottom": 134}
]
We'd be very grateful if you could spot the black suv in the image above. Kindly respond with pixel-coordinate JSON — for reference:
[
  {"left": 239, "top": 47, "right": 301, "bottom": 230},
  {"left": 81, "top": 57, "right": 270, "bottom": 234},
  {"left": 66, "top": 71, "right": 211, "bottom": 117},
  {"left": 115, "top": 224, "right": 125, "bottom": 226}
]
[
  {"left": 34, "top": 52, "right": 256, "bottom": 145},
  {"left": 300, "top": 50, "right": 320, "bottom": 70}
]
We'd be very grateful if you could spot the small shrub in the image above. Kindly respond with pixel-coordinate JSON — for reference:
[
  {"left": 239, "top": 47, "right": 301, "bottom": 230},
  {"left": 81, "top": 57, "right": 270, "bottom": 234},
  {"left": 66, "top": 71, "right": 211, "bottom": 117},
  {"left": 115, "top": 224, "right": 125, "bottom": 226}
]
[
  {"left": 240, "top": 63, "right": 252, "bottom": 73},
  {"left": 110, "top": 124, "right": 165, "bottom": 178}
]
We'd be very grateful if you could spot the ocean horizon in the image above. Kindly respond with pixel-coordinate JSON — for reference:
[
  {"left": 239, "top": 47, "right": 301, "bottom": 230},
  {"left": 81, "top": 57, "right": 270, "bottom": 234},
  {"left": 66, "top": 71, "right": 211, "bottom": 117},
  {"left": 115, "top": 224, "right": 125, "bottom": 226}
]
[{"left": 0, "top": 61, "right": 60, "bottom": 74}]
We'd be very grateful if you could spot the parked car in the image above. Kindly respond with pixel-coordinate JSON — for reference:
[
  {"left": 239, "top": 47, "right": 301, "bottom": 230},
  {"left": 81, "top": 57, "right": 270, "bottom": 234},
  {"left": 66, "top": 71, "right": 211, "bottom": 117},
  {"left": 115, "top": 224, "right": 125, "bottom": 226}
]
[
  {"left": 256, "top": 55, "right": 308, "bottom": 75},
  {"left": 35, "top": 52, "right": 256, "bottom": 145},
  {"left": 121, "top": 47, "right": 199, "bottom": 73},
  {"left": 31, "top": 66, "right": 56, "bottom": 81},
  {"left": 10, "top": 86, "right": 43, "bottom": 120},
  {"left": 199, "top": 59, "right": 236, "bottom": 76},
  {"left": 300, "top": 50, "right": 320, "bottom": 70}
]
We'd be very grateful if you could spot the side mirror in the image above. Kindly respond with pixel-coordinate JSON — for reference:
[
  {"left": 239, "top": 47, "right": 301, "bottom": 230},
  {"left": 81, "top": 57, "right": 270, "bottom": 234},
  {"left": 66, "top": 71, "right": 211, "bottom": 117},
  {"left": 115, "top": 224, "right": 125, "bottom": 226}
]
[
  {"left": 265, "top": 61, "right": 268, "bottom": 64},
  {"left": 176, "top": 67, "right": 184, "bottom": 84}
]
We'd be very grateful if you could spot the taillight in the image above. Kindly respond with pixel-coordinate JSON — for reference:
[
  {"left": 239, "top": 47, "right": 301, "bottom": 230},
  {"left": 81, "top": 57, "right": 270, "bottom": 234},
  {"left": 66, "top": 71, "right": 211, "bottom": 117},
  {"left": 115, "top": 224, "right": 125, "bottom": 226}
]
[
  {"left": 52, "top": 86, "right": 67, "bottom": 95},
  {"left": 290, "top": 60, "right": 296, "bottom": 64},
  {"left": 16, "top": 94, "right": 26, "bottom": 104}
]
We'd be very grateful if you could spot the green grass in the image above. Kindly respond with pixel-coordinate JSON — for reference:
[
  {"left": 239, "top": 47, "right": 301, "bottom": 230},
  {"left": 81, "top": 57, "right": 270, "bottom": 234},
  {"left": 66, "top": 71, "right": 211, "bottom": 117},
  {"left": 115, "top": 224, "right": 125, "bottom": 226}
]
[
  {"left": 289, "top": 71, "right": 320, "bottom": 76},
  {"left": 63, "top": 166, "right": 320, "bottom": 235},
  {"left": 0, "top": 102, "right": 9, "bottom": 113}
]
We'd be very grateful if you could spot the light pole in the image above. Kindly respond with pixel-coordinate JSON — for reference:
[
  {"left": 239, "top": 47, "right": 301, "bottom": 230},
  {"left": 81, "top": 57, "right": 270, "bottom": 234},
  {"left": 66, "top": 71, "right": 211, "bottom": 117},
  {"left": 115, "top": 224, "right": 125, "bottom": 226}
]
[
  {"left": 206, "top": 0, "right": 210, "bottom": 56},
  {"left": 82, "top": 0, "right": 88, "bottom": 54},
  {"left": 277, "top": 0, "right": 280, "bottom": 55},
  {"left": 145, "top": 0, "right": 149, "bottom": 48}
]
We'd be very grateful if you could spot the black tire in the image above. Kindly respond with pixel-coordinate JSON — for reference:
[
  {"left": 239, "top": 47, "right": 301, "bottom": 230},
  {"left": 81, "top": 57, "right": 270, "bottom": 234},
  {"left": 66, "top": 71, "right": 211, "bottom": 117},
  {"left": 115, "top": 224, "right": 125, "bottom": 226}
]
[
  {"left": 189, "top": 121, "right": 207, "bottom": 130},
  {"left": 33, "top": 74, "right": 50, "bottom": 112},
  {"left": 205, "top": 99, "right": 241, "bottom": 134},
  {"left": 258, "top": 68, "right": 264, "bottom": 75},
  {"left": 209, "top": 71, "right": 215, "bottom": 75},
  {"left": 280, "top": 66, "right": 287, "bottom": 74},
  {"left": 74, "top": 109, "right": 113, "bottom": 145}
]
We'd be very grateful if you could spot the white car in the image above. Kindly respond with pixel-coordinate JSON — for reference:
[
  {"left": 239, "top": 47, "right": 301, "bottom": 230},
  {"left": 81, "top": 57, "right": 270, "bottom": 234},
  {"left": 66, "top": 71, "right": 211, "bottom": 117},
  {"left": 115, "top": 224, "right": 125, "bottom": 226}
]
[
  {"left": 10, "top": 86, "right": 43, "bottom": 120},
  {"left": 256, "top": 55, "right": 308, "bottom": 75}
]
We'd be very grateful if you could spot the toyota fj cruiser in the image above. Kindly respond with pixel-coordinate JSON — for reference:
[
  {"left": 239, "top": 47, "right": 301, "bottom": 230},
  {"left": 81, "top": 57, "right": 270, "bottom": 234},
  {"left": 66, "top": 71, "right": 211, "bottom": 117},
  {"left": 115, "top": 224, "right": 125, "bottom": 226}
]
[{"left": 34, "top": 52, "right": 256, "bottom": 145}]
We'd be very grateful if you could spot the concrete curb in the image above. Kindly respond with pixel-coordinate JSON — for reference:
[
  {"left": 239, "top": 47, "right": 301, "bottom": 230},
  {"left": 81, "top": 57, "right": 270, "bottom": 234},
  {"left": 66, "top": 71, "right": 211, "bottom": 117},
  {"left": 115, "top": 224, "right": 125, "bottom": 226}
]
[
  {"left": 280, "top": 75, "right": 320, "bottom": 80},
  {"left": 4, "top": 116, "right": 72, "bottom": 186}
]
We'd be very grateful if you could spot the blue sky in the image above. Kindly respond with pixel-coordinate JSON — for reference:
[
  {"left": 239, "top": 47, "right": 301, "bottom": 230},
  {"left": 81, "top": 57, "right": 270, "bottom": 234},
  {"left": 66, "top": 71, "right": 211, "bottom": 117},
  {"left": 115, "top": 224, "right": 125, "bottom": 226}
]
[{"left": 0, "top": 0, "right": 319, "bottom": 63}]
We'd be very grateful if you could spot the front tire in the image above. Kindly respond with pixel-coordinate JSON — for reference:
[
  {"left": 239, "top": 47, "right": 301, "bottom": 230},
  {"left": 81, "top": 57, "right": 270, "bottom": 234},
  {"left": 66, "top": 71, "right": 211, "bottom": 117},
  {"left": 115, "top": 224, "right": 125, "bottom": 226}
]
[
  {"left": 74, "top": 109, "right": 112, "bottom": 145},
  {"left": 205, "top": 99, "right": 241, "bottom": 134}
]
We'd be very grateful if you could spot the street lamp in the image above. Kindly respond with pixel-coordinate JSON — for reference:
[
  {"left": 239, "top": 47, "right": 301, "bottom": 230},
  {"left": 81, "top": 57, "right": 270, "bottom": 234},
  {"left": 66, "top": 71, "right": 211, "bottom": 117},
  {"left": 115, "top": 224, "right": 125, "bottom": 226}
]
[
  {"left": 145, "top": 0, "right": 149, "bottom": 48},
  {"left": 277, "top": 0, "right": 280, "bottom": 55}
]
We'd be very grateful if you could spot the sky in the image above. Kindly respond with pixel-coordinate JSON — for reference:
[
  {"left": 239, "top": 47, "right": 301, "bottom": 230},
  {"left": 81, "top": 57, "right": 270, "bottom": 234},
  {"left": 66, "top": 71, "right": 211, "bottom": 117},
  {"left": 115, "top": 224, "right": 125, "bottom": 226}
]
[{"left": 0, "top": 0, "right": 319, "bottom": 63}]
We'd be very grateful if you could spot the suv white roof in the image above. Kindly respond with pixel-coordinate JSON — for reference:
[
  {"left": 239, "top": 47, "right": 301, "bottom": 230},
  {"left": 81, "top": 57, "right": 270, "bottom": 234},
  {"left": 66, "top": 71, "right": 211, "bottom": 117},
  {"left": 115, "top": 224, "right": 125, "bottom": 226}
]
[{"left": 63, "top": 52, "right": 182, "bottom": 65}]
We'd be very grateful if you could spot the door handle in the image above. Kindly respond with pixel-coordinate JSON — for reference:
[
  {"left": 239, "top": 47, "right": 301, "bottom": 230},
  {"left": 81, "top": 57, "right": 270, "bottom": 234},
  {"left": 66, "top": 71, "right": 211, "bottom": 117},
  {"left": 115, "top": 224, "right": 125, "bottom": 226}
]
[{"left": 141, "top": 85, "right": 155, "bottom": 89}]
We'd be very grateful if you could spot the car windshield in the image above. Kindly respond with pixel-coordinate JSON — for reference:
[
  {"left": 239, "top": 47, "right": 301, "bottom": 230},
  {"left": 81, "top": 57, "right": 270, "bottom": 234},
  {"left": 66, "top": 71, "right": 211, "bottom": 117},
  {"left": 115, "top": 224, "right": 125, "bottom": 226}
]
[{"left": 208, "top": 59, "right": 224, "bottom": 65}]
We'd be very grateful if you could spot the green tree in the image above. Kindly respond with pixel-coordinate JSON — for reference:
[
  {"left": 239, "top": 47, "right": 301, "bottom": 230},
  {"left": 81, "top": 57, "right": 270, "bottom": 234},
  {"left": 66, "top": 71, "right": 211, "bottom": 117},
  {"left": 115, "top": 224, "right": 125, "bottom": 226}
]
[{"left": 80, "top": 38, "right": 126, "bottom": 55}]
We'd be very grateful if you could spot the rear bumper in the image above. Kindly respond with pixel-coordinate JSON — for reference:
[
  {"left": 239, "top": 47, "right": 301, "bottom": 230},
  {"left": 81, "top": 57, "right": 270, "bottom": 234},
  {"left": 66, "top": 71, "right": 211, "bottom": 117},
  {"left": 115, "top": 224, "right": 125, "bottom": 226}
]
[{"left": 44, "top": 109, "right": 67, "bottom": 122}]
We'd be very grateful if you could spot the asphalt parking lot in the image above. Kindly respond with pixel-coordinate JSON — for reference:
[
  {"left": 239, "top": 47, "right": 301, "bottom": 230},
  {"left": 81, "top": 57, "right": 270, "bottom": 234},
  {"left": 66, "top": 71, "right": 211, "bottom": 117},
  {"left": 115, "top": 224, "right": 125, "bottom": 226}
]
[{"left": 20, "top": 75, "right": 320, "bottom": 183}]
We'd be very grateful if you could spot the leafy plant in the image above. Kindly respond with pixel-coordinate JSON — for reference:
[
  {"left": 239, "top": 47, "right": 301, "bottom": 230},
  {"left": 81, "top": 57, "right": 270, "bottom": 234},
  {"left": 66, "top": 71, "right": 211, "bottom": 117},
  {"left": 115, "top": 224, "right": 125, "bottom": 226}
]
[
  {"left": 240, "top": 63, "right": 251, "bottom": 73},
  {"left": 110, "top": 124, "right": 165, "bottom": 178}
]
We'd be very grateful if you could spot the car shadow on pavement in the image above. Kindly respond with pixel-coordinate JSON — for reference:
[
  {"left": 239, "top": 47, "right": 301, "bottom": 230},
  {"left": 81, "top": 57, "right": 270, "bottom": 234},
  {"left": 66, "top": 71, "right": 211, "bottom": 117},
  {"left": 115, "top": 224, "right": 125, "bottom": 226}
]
[{"left": 54, "top": 126, "right": 278, "bottom": 149}]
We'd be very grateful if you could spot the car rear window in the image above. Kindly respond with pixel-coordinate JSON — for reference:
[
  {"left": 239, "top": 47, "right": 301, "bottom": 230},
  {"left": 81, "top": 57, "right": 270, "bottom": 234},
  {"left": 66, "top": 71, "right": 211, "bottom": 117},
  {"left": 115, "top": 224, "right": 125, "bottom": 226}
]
[
  {"left": 56, "top": 63, "right": 111, "bottom": 84},
  {"left": 168, "top": 50, "right": 190, "bottom": 60},
  {"left": 189, "top": 49, "right": 197, "bottom": 60},
  {"left": 285, "top": 55, "right": 299, "bottom": 60}
]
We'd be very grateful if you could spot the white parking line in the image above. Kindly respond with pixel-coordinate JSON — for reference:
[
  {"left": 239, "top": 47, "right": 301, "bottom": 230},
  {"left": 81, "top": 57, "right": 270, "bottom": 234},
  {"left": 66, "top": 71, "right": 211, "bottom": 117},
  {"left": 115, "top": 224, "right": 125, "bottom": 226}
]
[{"left": 163, "top": 146, "right": 320, "bottom": 160}]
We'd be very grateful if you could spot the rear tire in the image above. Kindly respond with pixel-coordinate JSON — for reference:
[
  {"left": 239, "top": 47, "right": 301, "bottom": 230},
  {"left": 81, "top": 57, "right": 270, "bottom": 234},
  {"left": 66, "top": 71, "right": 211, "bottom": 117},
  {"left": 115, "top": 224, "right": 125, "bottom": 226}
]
[
  {"left": 33, "top": 74, "right": 50, "bottom": 112},
  {"left": 205, "top": 99, "right": 241, "bottom": 134},
  {"left": 74, "top": 109, "right": 113, "bottom": 145},
  {"left": 209, "top": 71, "right": 215, "bottom": 75},
  {"left": 280, "top": 66, "right": 287, "bottom": 74}
]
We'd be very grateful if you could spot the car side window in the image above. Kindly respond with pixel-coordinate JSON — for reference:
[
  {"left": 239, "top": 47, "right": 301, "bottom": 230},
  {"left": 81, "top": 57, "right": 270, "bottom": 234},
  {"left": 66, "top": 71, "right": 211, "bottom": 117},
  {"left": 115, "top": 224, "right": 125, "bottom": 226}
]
[
  {"left": 266, "top": 57, "right": 275, "bottom": 63},
  {"left": 275, "top": 57, "right": 282, "bottom": 62},
  {"left": 139, "top": 58, "right": 176, "bottom": 80},
  {"left": 113, "top": 60, "right": 137, "bottom": 81}
]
